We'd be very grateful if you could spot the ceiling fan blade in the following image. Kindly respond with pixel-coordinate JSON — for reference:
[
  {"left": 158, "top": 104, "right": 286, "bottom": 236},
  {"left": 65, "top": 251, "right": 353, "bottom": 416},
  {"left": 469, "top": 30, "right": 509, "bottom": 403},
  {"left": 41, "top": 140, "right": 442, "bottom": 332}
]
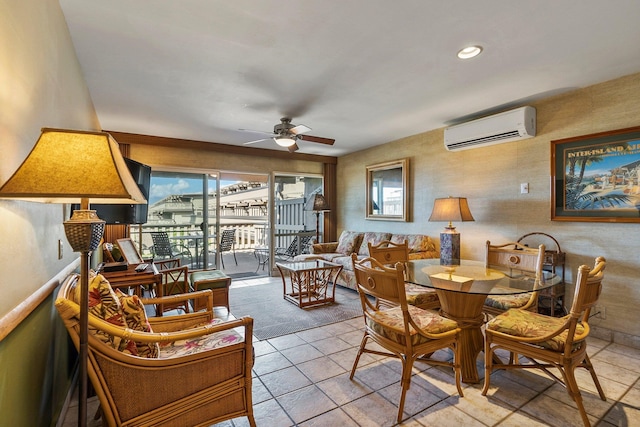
[
  {"left": 287, "top": 143, "right": 299, "bottom": 153},
  {"left": 243, "top": 138, "right": 270, "bottom": 145},
  {"left": 298, "top": 134, "right": 335, "bottom": 145},
  {"left": 290, "top": 124, "right": 311, "bottom": 135}
]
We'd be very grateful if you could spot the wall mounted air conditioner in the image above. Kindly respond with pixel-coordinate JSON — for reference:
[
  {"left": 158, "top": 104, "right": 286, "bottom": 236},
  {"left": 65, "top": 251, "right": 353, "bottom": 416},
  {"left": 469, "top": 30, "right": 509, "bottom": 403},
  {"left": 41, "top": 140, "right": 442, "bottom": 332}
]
[{"left": 444, "top": 106, "right": 536, "bottom": 151}]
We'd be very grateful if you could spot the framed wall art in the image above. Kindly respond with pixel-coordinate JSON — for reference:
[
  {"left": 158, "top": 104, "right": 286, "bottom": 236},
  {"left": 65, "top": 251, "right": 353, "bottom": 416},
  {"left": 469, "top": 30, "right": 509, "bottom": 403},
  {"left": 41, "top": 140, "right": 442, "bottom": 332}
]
[
  {"left": 116, "top": 237, "right": 145, "bottom": 264},
  {"left": 551, "top": 126, "right": 640, "bottom": 223},
  {"left": 366, "top": 158, "right": 409, "bottom": 221}
]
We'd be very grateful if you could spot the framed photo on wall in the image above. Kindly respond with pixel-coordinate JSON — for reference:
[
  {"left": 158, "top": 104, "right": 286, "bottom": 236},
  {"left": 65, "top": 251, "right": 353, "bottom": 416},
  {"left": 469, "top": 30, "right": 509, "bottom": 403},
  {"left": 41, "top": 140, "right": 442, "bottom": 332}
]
[{"left": 551, "top": 126, "right": 640, "bottom": 223}]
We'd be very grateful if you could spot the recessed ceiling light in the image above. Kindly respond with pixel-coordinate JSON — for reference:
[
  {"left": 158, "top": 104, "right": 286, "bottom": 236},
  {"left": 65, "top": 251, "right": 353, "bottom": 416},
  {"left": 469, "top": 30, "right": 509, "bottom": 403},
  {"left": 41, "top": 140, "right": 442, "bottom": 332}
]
[{"left": 457, "top": 45, "right": 483, "bottom": 59}]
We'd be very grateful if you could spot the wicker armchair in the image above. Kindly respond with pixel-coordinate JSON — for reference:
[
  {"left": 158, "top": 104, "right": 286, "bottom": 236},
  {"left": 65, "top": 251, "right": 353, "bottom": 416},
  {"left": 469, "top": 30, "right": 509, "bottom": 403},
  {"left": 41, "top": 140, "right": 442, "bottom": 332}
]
[{"left": 55, "top": 273, "right": 256, "bottom": 427}]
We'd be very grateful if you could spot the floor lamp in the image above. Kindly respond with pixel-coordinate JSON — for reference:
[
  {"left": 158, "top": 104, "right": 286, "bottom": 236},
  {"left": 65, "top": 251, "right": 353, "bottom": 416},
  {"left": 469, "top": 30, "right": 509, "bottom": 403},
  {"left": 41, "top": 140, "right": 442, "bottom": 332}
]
[
  {"left": 428, "top": 196, "right": 474, "bottom": 266},
  {"left": 0, "top": 128, "right": 146, "bottom": 427},
  {"left": 312, "top": 193, "right": 330, "bottom": 243}
]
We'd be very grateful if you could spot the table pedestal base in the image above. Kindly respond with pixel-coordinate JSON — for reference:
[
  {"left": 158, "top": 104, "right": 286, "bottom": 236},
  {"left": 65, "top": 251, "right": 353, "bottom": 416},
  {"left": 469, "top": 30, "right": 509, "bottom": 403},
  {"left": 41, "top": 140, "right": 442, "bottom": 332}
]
[{"left": 436, "top": 290, "right": 487, "bottom": 384}]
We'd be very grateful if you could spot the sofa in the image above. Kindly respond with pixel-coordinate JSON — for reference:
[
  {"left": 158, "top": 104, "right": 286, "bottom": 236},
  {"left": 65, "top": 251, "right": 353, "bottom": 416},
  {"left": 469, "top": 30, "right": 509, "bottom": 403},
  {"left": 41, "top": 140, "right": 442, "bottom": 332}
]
[{"left": 294, "top": 231, "right": 439, "bottom": 290}]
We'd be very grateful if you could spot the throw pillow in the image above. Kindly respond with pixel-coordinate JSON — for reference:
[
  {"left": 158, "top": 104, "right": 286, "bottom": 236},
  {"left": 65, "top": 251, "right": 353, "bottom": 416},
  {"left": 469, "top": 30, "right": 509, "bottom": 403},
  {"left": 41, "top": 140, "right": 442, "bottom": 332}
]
[
  {"left": 116, "top": 290, "right": 160, "bottom": 358},
  {"left": 336, "top": 231, "right": 362, "bottom": 254},
  {"left": 358, "top": 232, "right": 392, "bottom": 256},
  {"left": 83, "top": 274, "right": 136, "bottom": 354},
  {"left": 391, "top": 234, "right": 435, "bottom": 253}
]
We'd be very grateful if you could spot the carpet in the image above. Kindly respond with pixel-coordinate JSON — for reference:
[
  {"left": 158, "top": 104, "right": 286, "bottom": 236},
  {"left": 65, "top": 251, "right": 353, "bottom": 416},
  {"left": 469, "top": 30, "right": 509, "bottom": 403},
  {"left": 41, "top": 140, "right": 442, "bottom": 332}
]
[{"left": 229, "top": 280, "right": 363, "bottom": 341}]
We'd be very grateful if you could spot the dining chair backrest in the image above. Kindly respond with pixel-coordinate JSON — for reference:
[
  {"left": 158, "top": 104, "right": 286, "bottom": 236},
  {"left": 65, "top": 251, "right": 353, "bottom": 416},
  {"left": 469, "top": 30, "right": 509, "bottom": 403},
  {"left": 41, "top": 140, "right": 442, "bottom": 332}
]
[
  {"left": 351, "top": 254, "right": 407, "bottom": 308},
  {"left": 368, "top": 240, "right": 409, "bottom": 266},
  {"left": 485, "top": 241, "right": 545, "bottom": 278},
  {"left": 570, "top": 256, "right": 606, "bottom": 322}
]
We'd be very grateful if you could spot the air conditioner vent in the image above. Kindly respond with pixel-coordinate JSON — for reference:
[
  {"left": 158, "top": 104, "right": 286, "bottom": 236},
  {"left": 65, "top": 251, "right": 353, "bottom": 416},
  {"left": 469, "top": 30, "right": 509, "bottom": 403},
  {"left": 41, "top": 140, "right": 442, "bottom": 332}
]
[{"left": 444, "top": 106, "right": 536, "bottom": 151}]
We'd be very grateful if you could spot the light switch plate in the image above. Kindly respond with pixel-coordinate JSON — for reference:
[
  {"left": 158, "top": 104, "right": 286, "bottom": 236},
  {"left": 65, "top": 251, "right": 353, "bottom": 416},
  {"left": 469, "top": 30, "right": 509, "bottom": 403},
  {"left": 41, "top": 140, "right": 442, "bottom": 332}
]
[{"left": 520, "top": 183, "right": 529, "bottom": 194}]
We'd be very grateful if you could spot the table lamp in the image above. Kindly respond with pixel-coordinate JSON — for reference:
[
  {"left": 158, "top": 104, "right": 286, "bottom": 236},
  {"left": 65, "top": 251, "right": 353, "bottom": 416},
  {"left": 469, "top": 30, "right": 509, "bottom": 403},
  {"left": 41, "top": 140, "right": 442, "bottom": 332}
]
[
  {"left": 312, "top": 193, "right": 330, "bottom": 243},
  {"left": 0, "top": 128, "right": 146, "bottom": 427},
  {"left": 428, "top": 196, "right": 474, "bottom": 266}
]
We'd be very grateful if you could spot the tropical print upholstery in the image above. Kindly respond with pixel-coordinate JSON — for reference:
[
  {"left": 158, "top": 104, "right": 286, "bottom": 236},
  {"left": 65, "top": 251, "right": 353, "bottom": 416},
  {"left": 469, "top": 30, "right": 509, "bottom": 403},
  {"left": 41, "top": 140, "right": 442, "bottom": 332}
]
[
  {"left": 486, "top": 309, "right": 585, "bottom": 352},
  {"left": 336, "top": 231, "right": 363, "bottom": 254},
  {"left": 366, "top": 305, "right": 458, "bottom": 346},
  {"left": 358, "top": 232, "right": 392, "bottom": 256},
  {"left": 159, "top": 318, "right": 244, "bottom": 358},
  {"left": 82, "top": 274, "right": 136, "bottom": 354},
  {"left": 391, "top": 234, "right": 436, "bottom": 254},
  {"left": 404, "top": 283, "right": 439, "bottom": 307},
  {"left": 116, "top": 290, "right": 160, "bottom": 358},
  {"left": 484, "top": 293, "right": 533, "bottom": 311}
]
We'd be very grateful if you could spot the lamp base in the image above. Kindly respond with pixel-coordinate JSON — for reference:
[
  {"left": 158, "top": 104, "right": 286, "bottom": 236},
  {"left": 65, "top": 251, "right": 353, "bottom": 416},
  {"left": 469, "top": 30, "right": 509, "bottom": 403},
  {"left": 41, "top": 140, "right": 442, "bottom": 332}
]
[{"left": 440, "top": 229, "right": 460, "bottom": 266}]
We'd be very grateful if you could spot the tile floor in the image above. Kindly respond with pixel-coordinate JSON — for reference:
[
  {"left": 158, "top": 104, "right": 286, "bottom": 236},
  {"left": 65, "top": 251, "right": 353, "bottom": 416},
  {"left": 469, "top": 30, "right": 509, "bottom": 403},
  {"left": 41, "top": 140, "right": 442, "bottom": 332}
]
[{"left": 61, "top": 277, "right": 640, "bottom": 427}]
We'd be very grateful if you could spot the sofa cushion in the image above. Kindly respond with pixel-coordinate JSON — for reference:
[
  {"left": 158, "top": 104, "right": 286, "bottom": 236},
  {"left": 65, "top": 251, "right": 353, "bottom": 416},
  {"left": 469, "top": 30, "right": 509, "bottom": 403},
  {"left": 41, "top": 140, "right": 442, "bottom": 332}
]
[
  {"left": 358, "top": 232, "right": 392, "bottom": 256},
  {"left": 391, "top": 234, "right": 436, "bottom": 254},
  {"left": 336, "top": 231, "right": 362, "bottom": 254},
  {"left": 159, "top": 318, "right": 244, "bottom": 358}
]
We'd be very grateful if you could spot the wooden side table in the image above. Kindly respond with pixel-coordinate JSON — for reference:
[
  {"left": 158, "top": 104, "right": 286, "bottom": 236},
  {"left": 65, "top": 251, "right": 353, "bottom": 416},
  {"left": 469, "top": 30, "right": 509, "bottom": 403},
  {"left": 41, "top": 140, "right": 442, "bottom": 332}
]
[
  {"left": 101, "top": 263, "right": 161, "bottom": 298},
  {"left": 276, "top": 260, "right": 343, "bottom": 308},
  {"left": 189, "top": 270, "right": 232, "bottom": 310}
]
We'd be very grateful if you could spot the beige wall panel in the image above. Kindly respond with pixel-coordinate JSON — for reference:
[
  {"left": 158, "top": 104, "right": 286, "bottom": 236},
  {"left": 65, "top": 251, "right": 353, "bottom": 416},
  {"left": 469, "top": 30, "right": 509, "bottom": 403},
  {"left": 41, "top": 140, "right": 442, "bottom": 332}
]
[{"left": 338, "top": 72, "right": 640, "bottom": 343}]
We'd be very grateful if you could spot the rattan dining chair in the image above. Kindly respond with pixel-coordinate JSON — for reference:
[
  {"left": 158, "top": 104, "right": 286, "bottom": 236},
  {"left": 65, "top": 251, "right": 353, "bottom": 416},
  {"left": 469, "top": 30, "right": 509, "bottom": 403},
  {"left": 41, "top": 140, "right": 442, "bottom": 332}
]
[
  {"left": 482, "top": 256, "right": 606, "bottom": 427},
  {"left": 483, "top": 241, "right": 545, "bottom": 317},
  {"left": 368, "top": 240, "right": 440, "bottom": 310},
  {"left": 350, "top": 254, "right": 463, "bottom": 424}
]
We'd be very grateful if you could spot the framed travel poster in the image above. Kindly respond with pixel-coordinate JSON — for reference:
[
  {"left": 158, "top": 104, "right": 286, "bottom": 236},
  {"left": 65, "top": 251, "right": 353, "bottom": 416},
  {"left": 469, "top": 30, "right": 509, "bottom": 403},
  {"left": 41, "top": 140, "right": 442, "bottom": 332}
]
[{"left": 551, "top": 126, "right": 640, "bottom": 223}]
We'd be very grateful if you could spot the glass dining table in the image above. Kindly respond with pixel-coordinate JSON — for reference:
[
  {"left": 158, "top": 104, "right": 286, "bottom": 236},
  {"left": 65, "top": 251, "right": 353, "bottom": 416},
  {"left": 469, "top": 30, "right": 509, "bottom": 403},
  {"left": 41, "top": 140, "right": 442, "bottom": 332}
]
[{"left": 405, "top": 258, "right": 561, "bottom": 384}]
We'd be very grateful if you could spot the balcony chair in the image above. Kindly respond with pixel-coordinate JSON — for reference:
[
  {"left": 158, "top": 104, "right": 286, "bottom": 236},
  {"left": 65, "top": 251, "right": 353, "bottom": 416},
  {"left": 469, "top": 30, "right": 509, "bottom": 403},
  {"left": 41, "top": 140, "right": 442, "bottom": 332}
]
[
  {"left": 216, "top": 228, "right": 237, "bottom": 269},
  {"left": 274, "top": 234, "right": 314, "bottom": 261},
  {"left": 151, "top": 231, "right": 193, "bottom": 267},
  {"left": 368, "top": 240, "right": 440, "bottom": 310},
  {"left": 350, "top": 254, "right": 463, "bottom": 424},
  {"left": 482, "top": 257, "right": 606, "bottom": 427},
  {"left": 55, "top": 272, "right": 256, "bottom": 427},
  {"left": 483, "top": 241, "right": 545, "bottom": 317}
]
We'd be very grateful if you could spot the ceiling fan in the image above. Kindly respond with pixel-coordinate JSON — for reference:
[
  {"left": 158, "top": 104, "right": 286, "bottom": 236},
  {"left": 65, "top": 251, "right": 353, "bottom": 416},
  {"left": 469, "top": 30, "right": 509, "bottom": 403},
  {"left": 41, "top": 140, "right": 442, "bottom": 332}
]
[{"left": 241, "top": 117, "right": 335, "bottom": 152}]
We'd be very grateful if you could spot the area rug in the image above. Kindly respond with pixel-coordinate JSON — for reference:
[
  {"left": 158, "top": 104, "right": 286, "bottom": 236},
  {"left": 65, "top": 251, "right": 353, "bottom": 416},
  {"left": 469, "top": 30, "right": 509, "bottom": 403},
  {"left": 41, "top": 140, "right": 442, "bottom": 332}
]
[{"left": 229, "top": 280, "right": 363, "bottom": 341}]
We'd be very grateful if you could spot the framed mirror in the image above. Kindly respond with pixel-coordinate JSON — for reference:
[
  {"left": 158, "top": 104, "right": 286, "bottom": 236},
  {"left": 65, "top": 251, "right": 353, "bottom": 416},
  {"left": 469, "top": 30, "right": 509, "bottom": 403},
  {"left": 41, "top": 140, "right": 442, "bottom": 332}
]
[{"left": 366, "top": 158, "right": 409, "bottom": 221}]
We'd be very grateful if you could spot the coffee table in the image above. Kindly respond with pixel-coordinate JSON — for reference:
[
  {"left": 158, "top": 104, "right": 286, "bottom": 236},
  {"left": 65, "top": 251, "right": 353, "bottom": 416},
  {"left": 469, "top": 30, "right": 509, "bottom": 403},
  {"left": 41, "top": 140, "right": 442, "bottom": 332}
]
[{"left": 276, "top": 260, "right": 343, "bottom": 308}]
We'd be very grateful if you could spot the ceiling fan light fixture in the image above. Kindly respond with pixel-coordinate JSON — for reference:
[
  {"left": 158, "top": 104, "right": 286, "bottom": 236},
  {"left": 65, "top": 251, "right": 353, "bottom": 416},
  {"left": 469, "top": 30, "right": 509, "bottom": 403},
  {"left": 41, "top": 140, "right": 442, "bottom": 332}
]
[
  {"left": 275, "top": 136, "right": 296, "bottom": 147},
  {"left": 457, "top": 45, "right": 483, "bottom": 59}
]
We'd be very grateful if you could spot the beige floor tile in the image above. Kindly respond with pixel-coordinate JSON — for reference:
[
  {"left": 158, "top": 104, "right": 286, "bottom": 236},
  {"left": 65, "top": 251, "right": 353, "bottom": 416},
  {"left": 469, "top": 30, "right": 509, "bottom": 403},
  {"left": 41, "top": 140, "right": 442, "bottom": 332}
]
[
  {"left": 280, "top": 342, "right": 324, "bottom": 364},
  {"left": 412, "top": 400, "right": 487, "bottom": 427},
  {"left": 316, "top": 372, "right": 374, "bottom": 406},
  {"left": 253, "top": 350, "right": 293, "bottom": 376},
  {"left": 519, "top": 393, "right": 596, "bottom": 427},
  {"left": 311, "top": 335, "right": 354, "bottom": 355},
  {"left": 297, "top": 355, "right": 347, "bottom": 383},
  {"left": 297, "top": 408, "right": 360, "bottom": 427},
  {"left": 260, "top": 365, "right": 312, "bottom": 397},
  {"left": 341, "top": 391, "right": 404, "bottom": 426},
  {"left": 276, "top": 384, "right": 338, "bottom": 424}
]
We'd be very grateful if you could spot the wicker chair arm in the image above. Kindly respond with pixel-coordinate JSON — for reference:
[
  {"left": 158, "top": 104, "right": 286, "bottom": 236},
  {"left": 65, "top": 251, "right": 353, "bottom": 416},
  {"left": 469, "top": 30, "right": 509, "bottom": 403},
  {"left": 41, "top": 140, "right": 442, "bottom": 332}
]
[{"left": 55, "top": 297, "right": 250, "bottom": 343}]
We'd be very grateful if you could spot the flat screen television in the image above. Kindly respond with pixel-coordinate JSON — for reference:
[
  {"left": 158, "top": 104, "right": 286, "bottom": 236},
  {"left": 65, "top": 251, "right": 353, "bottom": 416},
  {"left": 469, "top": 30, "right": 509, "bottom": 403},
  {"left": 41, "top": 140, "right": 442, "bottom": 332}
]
[{"left": 71, "top": 158, "right": 151, "bottom": 224}]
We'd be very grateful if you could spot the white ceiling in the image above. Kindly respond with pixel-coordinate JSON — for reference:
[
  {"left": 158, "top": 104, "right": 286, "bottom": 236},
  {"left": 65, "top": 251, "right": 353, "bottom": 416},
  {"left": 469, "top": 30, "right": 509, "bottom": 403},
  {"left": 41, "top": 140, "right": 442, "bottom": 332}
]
[{"left": 59, "top": 0, "right": 640, "bottom": 157}]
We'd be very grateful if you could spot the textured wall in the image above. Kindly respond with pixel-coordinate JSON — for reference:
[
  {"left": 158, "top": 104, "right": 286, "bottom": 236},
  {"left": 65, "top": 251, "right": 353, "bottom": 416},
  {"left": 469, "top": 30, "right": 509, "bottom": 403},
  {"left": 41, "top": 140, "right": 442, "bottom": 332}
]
[{"left": 338, "top": 72, "right": 640, "bottom": 346}]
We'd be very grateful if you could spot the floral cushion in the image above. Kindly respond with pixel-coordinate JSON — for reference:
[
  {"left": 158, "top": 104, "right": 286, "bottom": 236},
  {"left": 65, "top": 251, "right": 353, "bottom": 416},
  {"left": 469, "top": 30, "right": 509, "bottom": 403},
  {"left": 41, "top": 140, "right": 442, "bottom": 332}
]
[
  {"left": 358, "top": 232, "right": 392, "bottom": 256},
  {"left": 159, "top": 318, "right": 244, "bottom": 358},
  {"left": 116, "top": 290, "right": 160, "bottom": 358},
  {"left": 486, "top": 309, "right": 585, "bottom": 352},
  {"left": 484, "top": 294, "right": 533, "bottom": 311},
  {"left": 391, "top": 234, "right": 436, "bottom": 254},
  {"left": 404, "top": 283, "right": 439, "bottom": 307},
  {"left": 336, "top": 231, "right": 363, "bottom": 254},
  {"left": 83, "top": 274, "right": 137, "bottom": 354},
  {"left": 366, "top": 305, "right": 458, "bottom": 346}
]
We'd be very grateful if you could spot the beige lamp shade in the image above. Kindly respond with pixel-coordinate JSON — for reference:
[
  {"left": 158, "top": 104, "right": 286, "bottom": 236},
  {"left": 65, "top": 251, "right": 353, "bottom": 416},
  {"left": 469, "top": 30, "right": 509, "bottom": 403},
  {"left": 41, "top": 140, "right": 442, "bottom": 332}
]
[
  {"left": 312, "top": 194, "right": 331, "bottom": 212},
  {"left": 0, "top": 128, "right": 146, "bottom": 204},
  {"left": 428, "top": 197, "right": 474, "bottom": 229}
]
